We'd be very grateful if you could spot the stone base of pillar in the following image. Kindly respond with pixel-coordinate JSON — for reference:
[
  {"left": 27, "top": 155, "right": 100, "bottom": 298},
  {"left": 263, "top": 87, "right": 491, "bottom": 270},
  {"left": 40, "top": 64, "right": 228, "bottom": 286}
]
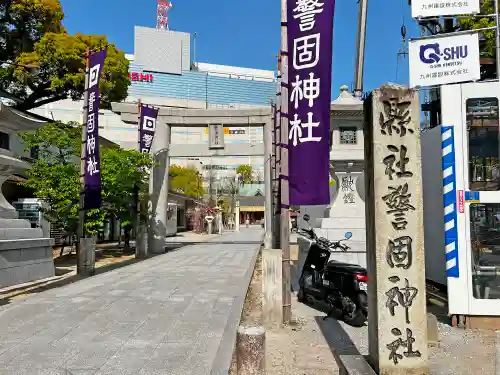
[
  {"left": 236, "top": 325, "right": 266, "bottom": 375},
  {"left": 0, "top": 237, "right": 54, "bottom": 289},
  {"left": 0, "top": 216, "right": 54, "bottom": 289},
  {"left": 77, "top": 237, "right": 95, "bottom": 277},
  {"left": 148, "top": 239, "right": 165, "bottom": 255}
]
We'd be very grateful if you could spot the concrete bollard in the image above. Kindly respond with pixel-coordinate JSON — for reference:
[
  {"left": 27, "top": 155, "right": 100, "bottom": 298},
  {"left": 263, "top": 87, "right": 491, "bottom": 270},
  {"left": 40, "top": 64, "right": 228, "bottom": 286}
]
[
  {"left": 236, "top": 325, "right": 266, "bottom": 375},
  {"left": 77, "top": 237, "right": 95, "bottom": 276},
  {"left": 427, "top": 313, "right": 439, "bottom": 347},
  {"left": 262, "top": 249, "right": 283, "bottom": 329}
]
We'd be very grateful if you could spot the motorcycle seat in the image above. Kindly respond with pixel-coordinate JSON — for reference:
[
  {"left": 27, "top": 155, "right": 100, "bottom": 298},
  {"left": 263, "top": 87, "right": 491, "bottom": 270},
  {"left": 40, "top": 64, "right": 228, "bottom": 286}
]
[{"left": 325, "top": 260, "right": 365, "bottom": 273}]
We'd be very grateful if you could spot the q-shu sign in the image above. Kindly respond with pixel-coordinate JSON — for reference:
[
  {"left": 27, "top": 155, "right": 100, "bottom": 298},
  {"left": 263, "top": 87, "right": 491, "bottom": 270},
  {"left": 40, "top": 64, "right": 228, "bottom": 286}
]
[
  {"left": 409, "top": 32, "right": 480, "bottom": 88},
  {"left": 411, "top": 0, "right": 480, "bottom": 18},
  {"left": 364, "top": 85, "right": 428, "bottom": 374}
]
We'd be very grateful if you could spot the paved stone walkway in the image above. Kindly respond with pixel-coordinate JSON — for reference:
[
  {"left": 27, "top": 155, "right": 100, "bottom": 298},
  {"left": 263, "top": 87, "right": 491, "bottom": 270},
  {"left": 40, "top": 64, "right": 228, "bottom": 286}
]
[{"left": 0, "top": 228, "right": 263, "bottom": 375}]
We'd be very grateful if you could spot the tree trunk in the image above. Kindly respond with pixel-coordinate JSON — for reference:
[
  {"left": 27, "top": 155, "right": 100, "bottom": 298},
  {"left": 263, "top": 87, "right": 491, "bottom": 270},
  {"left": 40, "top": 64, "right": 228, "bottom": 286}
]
[{"left": 124, "top": 226, "right": 131, "bottom": 250}]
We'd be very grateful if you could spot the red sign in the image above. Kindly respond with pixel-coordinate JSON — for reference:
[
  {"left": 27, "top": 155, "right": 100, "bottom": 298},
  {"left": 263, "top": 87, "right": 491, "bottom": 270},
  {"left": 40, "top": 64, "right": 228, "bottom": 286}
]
[
  {"left": 458, "top": 190, "right": 464, "bottom": 213},
  {"left": 129, "top": 72, "right": 153, "bottom": 83}
]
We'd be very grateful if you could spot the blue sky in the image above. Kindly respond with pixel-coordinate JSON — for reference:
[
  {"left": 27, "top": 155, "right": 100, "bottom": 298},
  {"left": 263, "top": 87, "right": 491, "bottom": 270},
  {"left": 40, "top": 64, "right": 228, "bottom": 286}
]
[{"left": 60, "top": 0, "right": 419, "bottom": 98}]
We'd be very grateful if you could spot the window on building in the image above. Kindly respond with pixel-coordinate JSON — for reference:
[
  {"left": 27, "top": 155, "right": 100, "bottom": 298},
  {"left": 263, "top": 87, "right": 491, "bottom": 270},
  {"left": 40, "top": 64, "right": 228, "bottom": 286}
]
[
  {"left": 339, "top": 127, "right": 357, "bottom": 144},
  {"left": 469, "top": 203, "right": 500, "bottom": 299},
  {"left": 0, "top": 132, "right": 9, "bottom": 150},
  {"left": 467, "top": 97, "right": 500, "bottom": 191}
]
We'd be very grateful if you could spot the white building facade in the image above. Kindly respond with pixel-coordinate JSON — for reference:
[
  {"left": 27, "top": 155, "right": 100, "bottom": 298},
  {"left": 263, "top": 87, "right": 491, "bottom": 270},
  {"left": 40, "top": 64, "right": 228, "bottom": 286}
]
[
  {"left": 29, "top": 26, "right": 277, "bottom": 187},
  {"left": 300, "top": 85, "right": 367, "bottom": 266}
]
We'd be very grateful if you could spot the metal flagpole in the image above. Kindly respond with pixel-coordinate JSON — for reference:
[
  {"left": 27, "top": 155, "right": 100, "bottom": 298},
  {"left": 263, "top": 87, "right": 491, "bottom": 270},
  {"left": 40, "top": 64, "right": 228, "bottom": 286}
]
[
  {"left": 77, "top": 48, "right": 90, "bottom": 269},
  {"left": 264, "top": 100, "right": 273, "bottom": 249},
  {"left": 353, "top": 0, "right": 368, "bottom": 99},
  {"left": 280, "top": 0, "right": 291, "bottom": 324},
  {"left": 270, "top": 99, "right": 277, "bottom": 247},
  {"left": 274, "top": 51, "right": 282, "bottom": 250},
  {"left": 137, "top": 100, "right": 142, "bottom": 152},
  {"left": 135, "top": 100, "right": 142, "bottom": 257}
]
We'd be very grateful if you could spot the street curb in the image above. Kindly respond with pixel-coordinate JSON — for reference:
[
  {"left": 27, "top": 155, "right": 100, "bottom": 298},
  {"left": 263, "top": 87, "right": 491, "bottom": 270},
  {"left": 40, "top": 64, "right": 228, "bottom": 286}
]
[{"left": 210, "top": 233, "right": 264, "bottom": 375}]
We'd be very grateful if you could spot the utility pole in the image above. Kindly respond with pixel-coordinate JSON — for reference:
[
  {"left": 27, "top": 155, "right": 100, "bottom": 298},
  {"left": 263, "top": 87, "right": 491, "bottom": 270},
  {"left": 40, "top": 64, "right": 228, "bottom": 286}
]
[
  {"left": 353, "top": 0, "right": 368, "bottom": 99},
  {"left": 280, "top": 0, "right": 292, "bottom": 325}
]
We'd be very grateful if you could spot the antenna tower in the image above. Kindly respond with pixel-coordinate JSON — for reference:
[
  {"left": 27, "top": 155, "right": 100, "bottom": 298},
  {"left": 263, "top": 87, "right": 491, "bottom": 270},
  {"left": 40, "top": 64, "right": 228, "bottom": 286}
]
[{"left": 157, "top": 0, "right": 173, "bottom": 30}]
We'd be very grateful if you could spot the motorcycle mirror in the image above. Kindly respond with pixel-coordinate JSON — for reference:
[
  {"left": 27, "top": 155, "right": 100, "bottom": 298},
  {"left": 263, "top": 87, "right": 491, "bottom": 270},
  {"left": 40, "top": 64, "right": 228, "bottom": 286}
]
[
  {"left": 344, "top": 231, "right": 353, "bottom": 240},
  {"left": 303, "top": 214, "right": 310, "bottom": 222}
]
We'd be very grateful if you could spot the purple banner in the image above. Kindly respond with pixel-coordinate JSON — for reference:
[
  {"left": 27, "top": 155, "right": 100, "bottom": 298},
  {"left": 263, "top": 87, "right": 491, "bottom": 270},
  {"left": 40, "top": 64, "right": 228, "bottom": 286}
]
[
  {"left": 287, "top": 0, "right": 335, "bottom": 205},
  {"left": 84, "top": 48, "right": 107, "bottom": 210},
  {"left": 139, "top": 104, "right": 158, "bottom": 153}
]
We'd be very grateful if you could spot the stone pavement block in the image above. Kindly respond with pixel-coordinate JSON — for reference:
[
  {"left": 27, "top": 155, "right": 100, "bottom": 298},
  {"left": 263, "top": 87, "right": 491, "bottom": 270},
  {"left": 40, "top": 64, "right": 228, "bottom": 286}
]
[
  {"left": 0, "top": 228, "right": 263, "bottom": 374},
  {"left": 137, "top": 342, "right": 194, "bottom": 375},
  {"left": 162, "top": 321, "right": 206, "bottom": 343},
  {"left": 63, "top": 341, "right": 126, "bottom": 371},
  {"left": 95, "top": 344, "right": 158, "bottom": 375}
]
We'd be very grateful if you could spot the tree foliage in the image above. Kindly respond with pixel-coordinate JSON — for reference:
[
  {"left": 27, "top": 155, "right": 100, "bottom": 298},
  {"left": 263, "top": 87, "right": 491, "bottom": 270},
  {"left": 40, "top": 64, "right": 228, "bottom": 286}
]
[
  {"left": 101, "top": 147, "right": 152, "bottom": 227},
  {"left": 0, "top": 0, "right": 130, "bottom": 110},
  {"left": 18, "top": 122, "right": 152, "bottom": 238},
  {"left": 19, "top": 121, "right": 102, "bottom": 236},
  {"left": 236, "top": 164, "right": 253, "bottom": 184},
  {"left": 169, "top": 165, "right": 204, "bottom": 198},
  {"left": 458, "top": 0, "right": 495, "bottom": 57}
]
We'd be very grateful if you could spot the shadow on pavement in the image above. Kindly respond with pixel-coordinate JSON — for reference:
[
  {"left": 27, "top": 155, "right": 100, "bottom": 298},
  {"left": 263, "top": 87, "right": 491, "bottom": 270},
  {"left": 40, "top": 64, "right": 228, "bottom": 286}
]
[
  {"left": 0, "top": 252, "right": 163, "bottom": 308},
  {"left": 315, "top": 316, "right": 363, "bottom": 356}
]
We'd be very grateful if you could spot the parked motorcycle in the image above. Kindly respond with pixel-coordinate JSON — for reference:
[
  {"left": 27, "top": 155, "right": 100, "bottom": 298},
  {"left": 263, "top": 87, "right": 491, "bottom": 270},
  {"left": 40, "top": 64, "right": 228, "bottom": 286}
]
[{"left": 297, "top": 214, "right": 368, "bottom": 326}]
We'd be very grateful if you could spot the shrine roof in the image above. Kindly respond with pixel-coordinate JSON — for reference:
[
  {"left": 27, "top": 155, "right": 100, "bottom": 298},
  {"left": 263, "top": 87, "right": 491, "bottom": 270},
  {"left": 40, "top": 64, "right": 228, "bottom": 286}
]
[{"left": 0, "top": 102, "right": 47, "bottom": 131}]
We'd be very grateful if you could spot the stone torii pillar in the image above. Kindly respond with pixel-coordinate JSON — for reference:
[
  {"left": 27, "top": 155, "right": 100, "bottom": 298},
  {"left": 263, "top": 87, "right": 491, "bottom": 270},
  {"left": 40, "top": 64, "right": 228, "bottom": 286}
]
[
  {"left": 148, "top": 121, "right": 171, "bottom": 254},
  {"left": 364, "top": 84, "right": 428, "bottom": 375}
]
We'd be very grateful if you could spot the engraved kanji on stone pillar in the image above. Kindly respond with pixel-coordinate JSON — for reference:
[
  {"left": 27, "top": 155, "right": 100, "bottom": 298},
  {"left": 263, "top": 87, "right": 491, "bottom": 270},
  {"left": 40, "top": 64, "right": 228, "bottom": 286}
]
[{"left": 364, "top": 84, "right": 428, "bottom": 375}]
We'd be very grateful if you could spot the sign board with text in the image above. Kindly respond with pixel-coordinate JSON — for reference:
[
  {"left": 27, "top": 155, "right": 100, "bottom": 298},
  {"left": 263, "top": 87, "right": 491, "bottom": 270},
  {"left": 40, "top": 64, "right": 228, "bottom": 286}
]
[
  {"left": 409, "top": 33, "right": 480, "bottom": 88},
  {"left": 208, "top": 124, "right": 225, "bottom": 149},
  {"left": 411, "top": 0, "right": 480, "bottom": 18},
  {"left": 458, "top": 190, "right": 464, "bottom": 213},
  {"left": 129, "top": 72, "right": 153, "bottom": 82}
]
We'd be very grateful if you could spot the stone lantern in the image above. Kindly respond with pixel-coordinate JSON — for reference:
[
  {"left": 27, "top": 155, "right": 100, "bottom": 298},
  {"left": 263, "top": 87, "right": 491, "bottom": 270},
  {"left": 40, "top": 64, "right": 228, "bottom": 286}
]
[
  {"left": 298, "top": 86, "right": 366, "bottom": 271},
  {"left": 0, "top": 102, "right": 54, "bottom": 288}
]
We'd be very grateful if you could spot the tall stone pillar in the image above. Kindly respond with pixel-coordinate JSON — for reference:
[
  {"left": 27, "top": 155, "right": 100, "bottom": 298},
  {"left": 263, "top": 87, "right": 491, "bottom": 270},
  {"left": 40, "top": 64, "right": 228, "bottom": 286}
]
[
  {"left": 235, "top": 201, "right": 240, "bottom": 232},
  {"left": 148, "top": 121, "right": 171, "bottom": 254},
  {"left": 364, "top": 84, "right": 428, "bottom": 375}
]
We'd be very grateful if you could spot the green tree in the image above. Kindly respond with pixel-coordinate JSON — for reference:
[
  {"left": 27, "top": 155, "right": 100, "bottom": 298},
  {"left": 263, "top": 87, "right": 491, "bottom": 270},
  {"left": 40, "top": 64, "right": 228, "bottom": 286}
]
[
  {"left": 1, "top": 0, "right": 130, "bottom": 110},
  {"left": 236, "top": 164, "right": 253, "bottom": 184},
  {"left": 169, "top": 165, "right": 204, "bottom": 198},
  {"left": 458, "top": 0, "right": 497, "bottom": 56},
  {"left": 18, "top": 122, "right": 153, "bottom": 243},
  {"left": 100, "top": 147, "right": 153, "bottom": 237},
  {"left": 19, "top": 121, "right": 103, "bottom": 238}
]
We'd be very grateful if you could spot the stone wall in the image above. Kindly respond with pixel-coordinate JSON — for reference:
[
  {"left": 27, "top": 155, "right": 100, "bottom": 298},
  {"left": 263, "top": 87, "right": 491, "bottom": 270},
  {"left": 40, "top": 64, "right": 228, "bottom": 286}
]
[{"left": 0, "top": 238, "right": 54, "bottom": 288}]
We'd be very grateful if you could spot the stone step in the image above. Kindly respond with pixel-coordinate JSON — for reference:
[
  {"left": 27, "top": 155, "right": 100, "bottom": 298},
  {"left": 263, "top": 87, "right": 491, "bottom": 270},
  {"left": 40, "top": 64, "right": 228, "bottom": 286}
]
[{"left": 319, "top": 217, "right": 366, "bottom": 229}]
